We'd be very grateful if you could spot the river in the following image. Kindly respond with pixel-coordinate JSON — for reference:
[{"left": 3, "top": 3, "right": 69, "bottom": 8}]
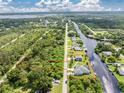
[{"left": 73, "top": 22, "right": 120, "bottom": 93}]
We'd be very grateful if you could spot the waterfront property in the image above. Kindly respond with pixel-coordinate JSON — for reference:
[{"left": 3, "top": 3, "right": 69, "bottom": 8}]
[{"left": 74, "top": 65, "right": 90, "bottom": 76}]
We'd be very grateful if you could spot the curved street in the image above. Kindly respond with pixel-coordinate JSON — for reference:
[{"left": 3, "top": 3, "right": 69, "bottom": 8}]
[{"left": 73, "top": 22, "right": 120, "bottom": 93}]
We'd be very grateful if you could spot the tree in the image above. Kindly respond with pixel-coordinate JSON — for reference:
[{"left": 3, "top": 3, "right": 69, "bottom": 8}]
[
  {"left": 7, "top": 69, "right": 27, "bottom": 87},
  {"left": 107, "top": 56, "right": 116, "bottom": 63},
  {"left": 68, "top": 31, "right": 76, "bottom": 37},
  {"left": 119, "top": 82, "right": 124, "bottom": 92},
  {"left": 27, "top": 68, "right": 52, "bottom": 93},
  {"left": 0, "top": 84, "right": 13, "bottom": 93}
]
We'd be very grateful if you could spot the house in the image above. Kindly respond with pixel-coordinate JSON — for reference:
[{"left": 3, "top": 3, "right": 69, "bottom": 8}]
[
  {"left": 117, "top": 65, "right": 124, "bottom": 76},
  {"left": 102, "top": 51, "right": 112, "bottom": 56},
  {"left": 74, "top": 65, "right": 90, "bottom": 76},
  {"left": 71, "top": 44, "right": 83, "bottom": 51},
  {"left": 74, "top": 56, "right": 82, "bottom": 61},
  {"left": 74, "top": 46, "right": 83, "bottom": 51},
  {"left": 114, "top": 47, "right": 121, "bottom": 52}
]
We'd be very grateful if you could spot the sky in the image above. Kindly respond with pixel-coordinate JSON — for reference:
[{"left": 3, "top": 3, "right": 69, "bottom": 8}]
[{"left": 0, "top": 0, "right": 124, "bottom": 13}]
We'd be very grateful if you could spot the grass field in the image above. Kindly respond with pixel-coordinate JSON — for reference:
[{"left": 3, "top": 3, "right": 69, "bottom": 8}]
[{"left": 50, "top": 79, "right": 62, "bottom": 93}]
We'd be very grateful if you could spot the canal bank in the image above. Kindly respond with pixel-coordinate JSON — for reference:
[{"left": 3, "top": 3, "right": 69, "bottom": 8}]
[{"left": 73, "top": 22, "right": 120, "bottom": 93}]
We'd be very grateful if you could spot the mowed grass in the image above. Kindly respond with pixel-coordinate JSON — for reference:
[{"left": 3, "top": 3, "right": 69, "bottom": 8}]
[
  {"left": 119, "top": 58, "right": 124, "bottom": 64},
  {"left": 50, "top": 79, "right": 62, "bottom": 93}
]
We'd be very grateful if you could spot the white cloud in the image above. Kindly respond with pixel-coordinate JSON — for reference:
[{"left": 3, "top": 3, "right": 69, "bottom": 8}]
[
  {"left": 0, "top": 0, "right": 122, "bottom": 13},
  {"left": 105, "top": 8, "right": 122, "bottom": 11},
  {"left": 35, "top": 0, "right": 104, "bottom": 12},
  {"left": 18, "top": 7, "right": 49, "bottom": 12},
  {"left": 0, "top": 7, "right": 49, "bottom": 13},
  {"left": 0, "top": 0, "right": 13, "bottom": 13},
  {"left": 35, "top": 0, "right": 73, "bottom": 12},
  {"left": 79, "top": 0, "right": 99, "bottom": 5},
  {"left": 115, "top": 8, "right": 122, "bottom": 11},
  {"left": 70, "top": 0, "right": 103, "bottom": 11},
  {"left": 105, "top": 8, "right": 112, "bottom": 11}
]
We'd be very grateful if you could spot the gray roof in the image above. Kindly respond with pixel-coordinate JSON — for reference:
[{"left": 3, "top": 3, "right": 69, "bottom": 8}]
[
  {"left": 117, "top": 66, "right": 124, "bottom": 75},
  {"left": 74, "top": 65, "right": 90, "bottom": 76},
  {"left": 72, "top": 45, "right": 83, "bottom": 51},
  {"left": 74, "top": 47, "right": 83, "bottom": 51},
  {"left": 74, "top": 56, "right": 82, "bottom": 61},
  {"left": 102, "top": 51, "right": 112, "bottom": 56},
  {"left": 74, "top": 56, "right": 82, "bottom": 58}
]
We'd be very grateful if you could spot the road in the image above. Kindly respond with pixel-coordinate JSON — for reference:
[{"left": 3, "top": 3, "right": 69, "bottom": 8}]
[
  {"left": 62, "top": 23, "right": 68, "bottom": 93},
  {"left": 0, "top": 31, "right": 49, "bottom": 85},
  {"left": 0, "top": 34, "right": 25, "bottom": 49},
  {"left": 73, "top": 22, "right": 120, "bottom": 93}
]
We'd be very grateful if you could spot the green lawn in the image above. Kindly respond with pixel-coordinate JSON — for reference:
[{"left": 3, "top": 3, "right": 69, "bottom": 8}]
[
  {"left": 68, "top": 37, "right": 72, "bottom": 46},
  {"left": 108, "top": 65, "right": 115, "bottom": 72},
  {"left": 50, "top": 79, "right": 62, "bottom": 93},
  {"left": 14, "top": 88, "right": 31, "bottom": 93},
  {"left": 118, "top": 58, "right": 124, "bottom": 64}
]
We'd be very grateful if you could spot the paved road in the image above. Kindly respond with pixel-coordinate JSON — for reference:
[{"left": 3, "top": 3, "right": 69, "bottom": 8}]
[
  {"left": 62, "top": 23, "right": 68, "bottom": 93},
  {"left": 73, "top": 22, "right": 120, "bottom": 93}
]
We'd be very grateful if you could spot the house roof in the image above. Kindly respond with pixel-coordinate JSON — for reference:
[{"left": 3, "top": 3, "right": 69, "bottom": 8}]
[
  {"left": 118, "top": 66, "right": 124, "bottom": 75},
  {"left": 74, "top": 56, "right": 82, "bottom": 58},
  {"left": 74, "top": 65, "right": 90, "bottom": 76},
  {"left": 102, "top": 51, "right": 112, "bottom": 56}
]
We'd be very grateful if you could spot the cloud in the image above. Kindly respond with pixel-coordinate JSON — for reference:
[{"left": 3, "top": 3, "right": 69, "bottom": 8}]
[
  {"left": 105, "top": 7, "right": 122, "bottom": 11},
  {"left": 72, "top": 0, "right": 104, "bottom": 11},
  {"left": 35, "top": 0, "right": 73, "bottom": 12},
  {"left": 0, "top": 0, "right": 14, "bottom": 13},
  {"left": 0, "top": 0, "right": 13, "bottom": 8},
  {"left": 0, "top": 0, "right": 122, "bottom": 13},
  {"left": 0, "top": 7, "right": 49, "bottom": 13},
  {"left": 0, "top": 0, "right": 104, "bottom": 13},
  {"left": 35, "top": 0, "right": 104, "bottom": 12},
  {"left": 0, "top": 0, "right": 49, "bottom": 13}
]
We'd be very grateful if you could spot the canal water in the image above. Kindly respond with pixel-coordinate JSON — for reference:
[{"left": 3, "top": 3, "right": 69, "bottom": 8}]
[{"left": 73, "top": 22, "right": 120, "bottom": 93}]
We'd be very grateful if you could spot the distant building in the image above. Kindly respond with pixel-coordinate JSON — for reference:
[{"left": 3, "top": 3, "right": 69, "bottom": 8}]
[
  {"left": 102, "top": 51, "right": 112, "bottom": 56},
  {"left": 114, "top": 63, "right": 122, "bottom": 67},
  {"left": 74, "top": 56, "right": 82, "bottom": 61},
  {"left": 114, "top": 47, "right": 121, "bottom": 52},
  {"left": 74, "top": 65, "right": 90, "bottom": 76},
  {"left": 87, "top": 35, "right": 94, "bottom": 38},
  {"left": 104, "top": 42, "right": 111, "bottom": 45},
  {"left": 117, "top": 65, "right": 124, "bottom": 76},
  {"left": 120, "top": 54, "right": 124, "bottom": 58}
]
